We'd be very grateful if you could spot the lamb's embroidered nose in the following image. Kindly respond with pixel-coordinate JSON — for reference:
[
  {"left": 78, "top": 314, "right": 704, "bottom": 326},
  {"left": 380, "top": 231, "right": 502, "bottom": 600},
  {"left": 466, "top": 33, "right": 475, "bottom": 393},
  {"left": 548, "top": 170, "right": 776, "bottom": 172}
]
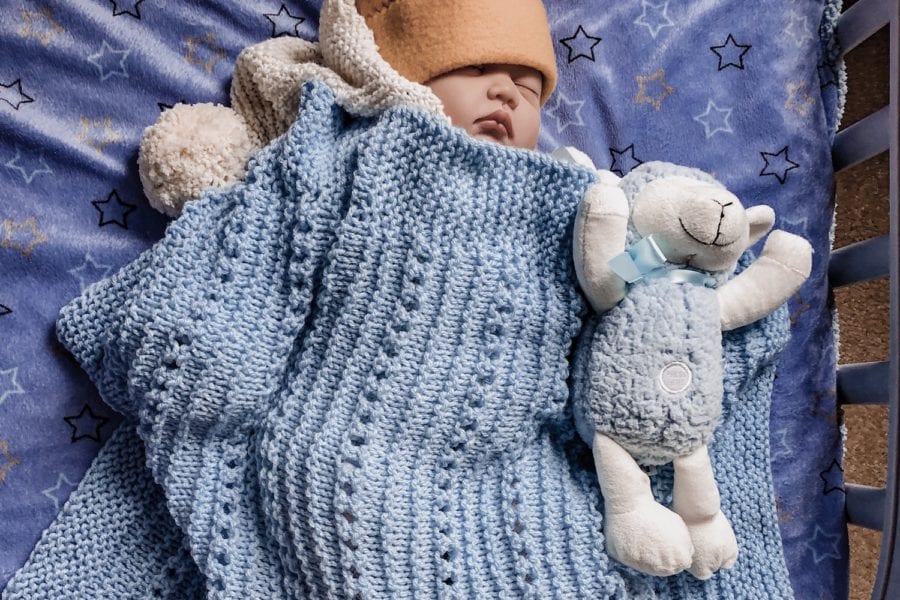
[{"left": 679, "top": 197, "right": 739, "bottom": 248}]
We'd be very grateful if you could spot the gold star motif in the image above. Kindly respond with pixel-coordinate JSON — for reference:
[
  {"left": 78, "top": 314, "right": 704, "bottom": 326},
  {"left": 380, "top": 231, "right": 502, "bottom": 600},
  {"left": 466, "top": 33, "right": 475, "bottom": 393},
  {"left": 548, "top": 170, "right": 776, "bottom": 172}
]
[
  {"left": 0, "top": 439, "right": 21, "bottom": 484},
  {"left": 76, "top": 117, "right": 123, "bottom": 154},
  {"left": 811, "top": 389, "right": 838, "bottom": 425},
  {"left": 775, "top": 495, "right": 794, "bottom": 522},
  {"left": 1, "top": 216, "right": 49, "bottom": 257},
  {"left": 785, "top": 81, "right": 815, "bottom": 117},
  {"left": 18, "top": 6, "right": 65, "bottom": 47},
  {"left": 635, "top": 69, "right": 675, "bottom": 111},
  {"left": 184, "top": 32, "right": 227, "bottom": 73},
  {"left": 790, "top": 292, "right": 813, "bottom": 326}
]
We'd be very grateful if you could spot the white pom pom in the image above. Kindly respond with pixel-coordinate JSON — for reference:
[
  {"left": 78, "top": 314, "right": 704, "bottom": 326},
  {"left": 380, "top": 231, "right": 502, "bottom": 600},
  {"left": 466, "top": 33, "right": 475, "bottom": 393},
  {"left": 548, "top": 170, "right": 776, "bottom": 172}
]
[{"left": 138, "top": 103, "right": 255, "bottom": 217}]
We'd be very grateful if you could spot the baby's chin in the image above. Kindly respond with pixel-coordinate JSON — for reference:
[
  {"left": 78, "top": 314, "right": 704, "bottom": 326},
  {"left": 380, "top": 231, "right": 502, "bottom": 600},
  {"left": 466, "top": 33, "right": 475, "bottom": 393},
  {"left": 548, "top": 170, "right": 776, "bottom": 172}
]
[
  {"left": 473, "top": 131, "right": 510, "bottom": 145},
  {"left": 469, "top": 129, "right": 535, "bottom": 150}
]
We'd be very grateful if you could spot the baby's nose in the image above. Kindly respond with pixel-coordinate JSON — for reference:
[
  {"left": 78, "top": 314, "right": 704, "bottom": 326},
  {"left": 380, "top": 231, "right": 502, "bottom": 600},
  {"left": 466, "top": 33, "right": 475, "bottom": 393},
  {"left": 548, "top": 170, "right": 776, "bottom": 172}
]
[{"left": 488, "top": 77, "right": 519, "bottom": 108}]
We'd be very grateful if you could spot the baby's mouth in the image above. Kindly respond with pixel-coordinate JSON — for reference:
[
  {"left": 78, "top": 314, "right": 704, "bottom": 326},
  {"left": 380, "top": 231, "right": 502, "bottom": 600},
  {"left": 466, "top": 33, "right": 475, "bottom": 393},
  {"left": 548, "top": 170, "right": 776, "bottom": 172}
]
[
  {"left": 476, "top": 122, "right": 509, "bottom": 143},
  {"left": 475, "top": 111, "right": 514, "bottom": 142}
]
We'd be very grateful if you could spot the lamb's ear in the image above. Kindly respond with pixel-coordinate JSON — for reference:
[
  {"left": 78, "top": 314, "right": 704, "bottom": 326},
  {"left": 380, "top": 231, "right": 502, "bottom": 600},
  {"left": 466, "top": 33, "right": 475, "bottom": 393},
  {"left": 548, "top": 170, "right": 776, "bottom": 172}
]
[{"left": 746, "top": 205, "right": 776, "bottom": 246}]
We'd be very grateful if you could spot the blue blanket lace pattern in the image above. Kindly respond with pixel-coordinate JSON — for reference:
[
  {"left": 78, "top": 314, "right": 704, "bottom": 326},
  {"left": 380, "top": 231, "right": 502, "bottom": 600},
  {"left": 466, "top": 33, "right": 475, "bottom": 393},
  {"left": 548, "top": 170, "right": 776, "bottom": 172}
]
[{"left": 2, "top": 81, "right": 793, "bottom": 599}]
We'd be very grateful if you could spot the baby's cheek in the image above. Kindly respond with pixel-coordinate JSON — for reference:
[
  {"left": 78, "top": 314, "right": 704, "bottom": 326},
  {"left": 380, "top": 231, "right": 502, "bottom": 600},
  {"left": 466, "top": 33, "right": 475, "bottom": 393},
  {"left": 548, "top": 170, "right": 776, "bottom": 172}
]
[{"left": 518, "top": 111, "right": 541, "bottom": 150}]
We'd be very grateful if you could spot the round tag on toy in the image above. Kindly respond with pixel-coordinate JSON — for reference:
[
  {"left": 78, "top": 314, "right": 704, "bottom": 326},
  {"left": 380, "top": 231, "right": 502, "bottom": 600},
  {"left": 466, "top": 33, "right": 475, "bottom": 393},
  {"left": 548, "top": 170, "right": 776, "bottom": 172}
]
[{"left": 659, "top": 361, "right": 692, "bottom": 394}]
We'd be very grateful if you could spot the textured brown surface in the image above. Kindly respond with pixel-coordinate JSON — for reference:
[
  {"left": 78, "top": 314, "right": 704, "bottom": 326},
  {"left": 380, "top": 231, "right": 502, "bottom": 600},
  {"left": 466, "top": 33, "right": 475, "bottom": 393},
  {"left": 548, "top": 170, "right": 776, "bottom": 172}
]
[{"left": 832, "top": 8, "right": 890, "bottom": 599}]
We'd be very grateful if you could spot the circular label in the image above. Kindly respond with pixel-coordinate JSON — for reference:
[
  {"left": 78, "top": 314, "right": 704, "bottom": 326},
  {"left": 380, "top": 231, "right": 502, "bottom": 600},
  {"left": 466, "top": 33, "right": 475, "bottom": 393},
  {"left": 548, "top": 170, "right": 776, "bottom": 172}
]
[{"left": 659, "top": 361, "right": 692, "bottom": 394}]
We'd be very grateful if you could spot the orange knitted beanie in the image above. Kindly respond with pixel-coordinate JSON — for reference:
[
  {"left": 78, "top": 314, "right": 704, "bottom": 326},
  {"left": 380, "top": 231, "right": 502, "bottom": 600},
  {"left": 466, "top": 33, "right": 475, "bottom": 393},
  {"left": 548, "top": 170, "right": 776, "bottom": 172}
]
[{"left": 355, "top": 0, "right": 558, "bottom": 104}]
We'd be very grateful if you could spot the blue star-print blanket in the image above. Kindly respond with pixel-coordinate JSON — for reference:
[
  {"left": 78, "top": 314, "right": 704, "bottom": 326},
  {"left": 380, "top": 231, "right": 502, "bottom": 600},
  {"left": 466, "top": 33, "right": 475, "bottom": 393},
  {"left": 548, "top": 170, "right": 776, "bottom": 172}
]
[{"left": 0, "top": 0, "right": 846, "bottom": 597}]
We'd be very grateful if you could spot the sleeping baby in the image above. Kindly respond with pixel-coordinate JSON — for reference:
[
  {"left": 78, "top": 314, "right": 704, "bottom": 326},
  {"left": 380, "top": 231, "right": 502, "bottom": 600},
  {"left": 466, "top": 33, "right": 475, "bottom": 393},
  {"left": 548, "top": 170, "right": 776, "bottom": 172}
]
[
  {"left": 138, "top": 0, "right": 558, "bottom": 214},
  {"left": 8, "top": 0, "right": 772, "bottom": 598}
]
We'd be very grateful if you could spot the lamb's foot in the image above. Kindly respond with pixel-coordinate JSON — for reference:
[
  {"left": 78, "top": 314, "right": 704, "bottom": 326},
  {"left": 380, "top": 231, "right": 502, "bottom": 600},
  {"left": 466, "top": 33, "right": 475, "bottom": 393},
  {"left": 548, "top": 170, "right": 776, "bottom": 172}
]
[
  {"left": 604, "top": 497, "right": 694, "bottom": 577},
  {"left": 592, "top": 433, "right": 692, "bottom": 576}
]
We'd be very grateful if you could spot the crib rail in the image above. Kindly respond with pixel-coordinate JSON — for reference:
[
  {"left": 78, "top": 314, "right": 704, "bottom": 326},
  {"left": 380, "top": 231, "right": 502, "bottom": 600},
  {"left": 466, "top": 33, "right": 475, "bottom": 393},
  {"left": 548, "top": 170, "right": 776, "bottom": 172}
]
[
  {"left": 830, "top": 0, "right": 899, "bottom": 597},
  {"left": 833, "top": 106, "right": 890, "bottom": 170},
  {"left": 847, "top": 484, "right": 887, "bottom": 530},
  {"left": 830, "top": 234, "right": 890, "bottom": 285},
  {"left": 837, "top": 0, "right": 894, "bottom": 54},
  {"left": 837, "top": 361, "right": 890, "bottom": 404}
]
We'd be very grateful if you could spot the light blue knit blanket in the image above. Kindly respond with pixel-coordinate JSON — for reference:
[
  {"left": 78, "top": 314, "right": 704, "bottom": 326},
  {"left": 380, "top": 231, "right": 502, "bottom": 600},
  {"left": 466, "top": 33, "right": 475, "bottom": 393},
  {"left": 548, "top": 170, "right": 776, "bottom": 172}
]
[{"left": 2, "top": 81, "right": 794, "bottom": 599}]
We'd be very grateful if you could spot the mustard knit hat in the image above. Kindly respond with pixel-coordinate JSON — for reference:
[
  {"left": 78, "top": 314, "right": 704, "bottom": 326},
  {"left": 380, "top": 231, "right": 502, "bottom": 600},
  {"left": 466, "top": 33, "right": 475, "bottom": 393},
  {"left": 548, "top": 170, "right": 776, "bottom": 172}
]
[{"left": 355, "top": 0, "right": 558, "bottom": 105}]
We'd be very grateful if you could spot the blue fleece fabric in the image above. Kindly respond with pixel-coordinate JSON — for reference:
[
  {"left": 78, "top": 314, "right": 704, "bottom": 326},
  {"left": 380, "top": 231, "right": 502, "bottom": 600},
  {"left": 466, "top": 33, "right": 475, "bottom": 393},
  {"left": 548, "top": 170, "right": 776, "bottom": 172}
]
[{"left": 2, "top": 81, "right": 793, "bottom": 599}]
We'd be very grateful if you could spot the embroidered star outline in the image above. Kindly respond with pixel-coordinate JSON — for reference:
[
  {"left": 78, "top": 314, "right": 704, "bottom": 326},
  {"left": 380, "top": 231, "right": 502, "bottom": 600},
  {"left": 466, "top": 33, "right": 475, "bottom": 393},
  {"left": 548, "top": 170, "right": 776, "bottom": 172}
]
[
  {"left": 693, "top": 99, "right": 734, "bottom": 138},
  {"left": 18, "top": 7, "right": 65, "bottom": 47},
  {"left": 634, "top": 0, "right": 675, "bottom": 39},
  {"left": 64, "top": 404, "right": 111, "bottom": 443},
  {"left": 0, "top": 79, "right": 35, "bottom": 110},
  {"left": 110, "top": 0, "right": 143, "bottom": 18},
  {"left": 264, "top": 4, "right": 306, "bottom": 38},
  {"left": 818, "top": 59, "right": 839, "bottom": 88},
  {"left": 785, "top": 81, "right": 816, "bottom": 117},
  {"left": 804, "top": 525, "right": 843, "bottom": 564},
  {"left": 819, "top": 459, "right": 845, "bottom": 495},
  {"left": 0, "top": 440, "right": 21, "bottom": 483},
  {"left": 87, "top": 41, "right": 131, "bottom": 81},
  {"left": 68, "top": 254, "right": 113, "bottom": 292},
  {"left": 760, "top": 146, "right": 800, "bottom": 184},
  {"left": 609, "top": 144, "right": 644, "bottom": 176},
  {"left": 560, "top": 25, "right": 602, "bottom": 63},
  {"left": 77, "top": 117, "right": 124, "bottom": 154},
  {"left": 92, "top": 190, "right": 137, "bottom": 228},
  {"left": 43, "top": 473, "right": 77, "bottom": 512},
  {"left": 635, "top": 69, "right": 674, "bottom": 111},
  {"left": 710, "top": 34, "right": 751, "bottom": 71},
  {"left": 544, "top": 91, "right": 586, "bottom": 133},
  {"left": 5, "top": 149, "right": 53, "bottom": 184},
  {"left": 1, "top": 216, "right": 49, "bottom": 256},
  {"left": 0, "top": 367, "right": 26, "bottom": 406},
  {"left": 184, "top": 32, "right": 228, "bottom": 73}
]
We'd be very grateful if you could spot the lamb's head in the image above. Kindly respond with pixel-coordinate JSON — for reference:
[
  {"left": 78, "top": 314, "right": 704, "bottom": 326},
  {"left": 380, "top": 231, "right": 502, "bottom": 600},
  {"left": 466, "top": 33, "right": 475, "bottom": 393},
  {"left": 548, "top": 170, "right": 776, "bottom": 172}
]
[{"left": 622, "top": 162, "right": 775, "bottom": 273}]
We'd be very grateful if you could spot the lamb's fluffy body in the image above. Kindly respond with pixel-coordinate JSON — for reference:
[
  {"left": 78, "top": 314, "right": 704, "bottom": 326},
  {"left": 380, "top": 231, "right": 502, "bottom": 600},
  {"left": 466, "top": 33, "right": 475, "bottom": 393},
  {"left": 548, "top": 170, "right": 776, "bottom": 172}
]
[{"left": 574, "top": 277, "right": 723, "bottom": 466}]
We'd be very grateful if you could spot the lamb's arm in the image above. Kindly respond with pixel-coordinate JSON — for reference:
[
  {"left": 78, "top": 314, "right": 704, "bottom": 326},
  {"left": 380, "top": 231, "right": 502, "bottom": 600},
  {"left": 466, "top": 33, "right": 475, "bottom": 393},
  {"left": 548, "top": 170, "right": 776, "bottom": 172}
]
[
  {"left": 573, "top": 173, "right": 630, "bottom": 313},
  {"left": 717, "top": 230, "right": 813, "bottom": 331}
]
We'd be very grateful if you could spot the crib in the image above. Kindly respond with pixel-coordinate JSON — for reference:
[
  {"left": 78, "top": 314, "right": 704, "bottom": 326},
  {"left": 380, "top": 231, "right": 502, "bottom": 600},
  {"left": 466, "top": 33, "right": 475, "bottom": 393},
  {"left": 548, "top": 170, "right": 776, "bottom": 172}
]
[
  {"left": 831, "top": 0, "right": 900, "bottom": 597},
  {"left": 0, "top": 0, "right": 897, "bottom": 597}
]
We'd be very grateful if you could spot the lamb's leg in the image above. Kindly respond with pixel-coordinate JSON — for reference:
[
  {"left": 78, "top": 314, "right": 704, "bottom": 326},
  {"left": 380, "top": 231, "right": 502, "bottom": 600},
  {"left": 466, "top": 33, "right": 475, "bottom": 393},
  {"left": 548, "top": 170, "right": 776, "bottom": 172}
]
[
  {"left": 592, "top": 433, "right": 693, "bottom": 576},
  {"left": 672, "top": 445, "right": 738, "bottom": 579}
]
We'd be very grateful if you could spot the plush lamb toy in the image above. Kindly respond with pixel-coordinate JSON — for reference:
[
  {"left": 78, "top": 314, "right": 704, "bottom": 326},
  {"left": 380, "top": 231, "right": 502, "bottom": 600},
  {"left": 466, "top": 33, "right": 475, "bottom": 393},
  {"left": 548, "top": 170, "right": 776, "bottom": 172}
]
[{"left": 561, "top": 151, "right": 813, "bottom": 580}]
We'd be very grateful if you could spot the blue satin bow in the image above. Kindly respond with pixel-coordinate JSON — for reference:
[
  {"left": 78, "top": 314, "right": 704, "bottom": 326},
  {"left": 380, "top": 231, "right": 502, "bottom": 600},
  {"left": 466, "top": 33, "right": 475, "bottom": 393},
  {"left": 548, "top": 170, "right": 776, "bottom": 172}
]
[{"left": 608, "top": 235, "right": 716, "bottom": 288}]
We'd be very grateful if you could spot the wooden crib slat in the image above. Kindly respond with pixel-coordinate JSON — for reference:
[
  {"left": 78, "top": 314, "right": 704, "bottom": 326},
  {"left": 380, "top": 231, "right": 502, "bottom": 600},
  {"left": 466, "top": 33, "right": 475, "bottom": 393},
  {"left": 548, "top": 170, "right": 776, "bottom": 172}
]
[
  {"left": 829, "top": 234, "right": 890, "bottom": 286},
  {"left": 836, "top": 0, "right": 892, "bottom": 57},
  {"left": 833, "top": 106, "right": 890, "bottom": 172},
  {"left": 837, "top": 362, "right": 890, "bottom": 405}
]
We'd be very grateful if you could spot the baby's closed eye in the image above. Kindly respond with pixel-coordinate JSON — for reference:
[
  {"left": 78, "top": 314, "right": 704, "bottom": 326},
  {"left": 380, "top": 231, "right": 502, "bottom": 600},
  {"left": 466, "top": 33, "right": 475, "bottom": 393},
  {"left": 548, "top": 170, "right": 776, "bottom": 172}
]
[{"left": 516, "top": 81, "right": 540, "bottom": 97}]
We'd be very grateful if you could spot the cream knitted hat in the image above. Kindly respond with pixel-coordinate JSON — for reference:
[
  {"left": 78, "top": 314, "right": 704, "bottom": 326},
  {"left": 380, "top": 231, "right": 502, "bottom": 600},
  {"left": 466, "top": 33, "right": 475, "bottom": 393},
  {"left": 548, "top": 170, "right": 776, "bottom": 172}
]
[{"left": 355, "top": 0, "right": 558, "bottom": 104}]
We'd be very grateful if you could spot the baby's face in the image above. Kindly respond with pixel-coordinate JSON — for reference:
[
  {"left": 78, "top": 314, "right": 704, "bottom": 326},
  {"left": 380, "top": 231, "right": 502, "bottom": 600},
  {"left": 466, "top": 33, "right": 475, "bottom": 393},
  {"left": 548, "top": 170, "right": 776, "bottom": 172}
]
[{"left": 426, "top": 64, "right": 543, "bottom": 150}]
